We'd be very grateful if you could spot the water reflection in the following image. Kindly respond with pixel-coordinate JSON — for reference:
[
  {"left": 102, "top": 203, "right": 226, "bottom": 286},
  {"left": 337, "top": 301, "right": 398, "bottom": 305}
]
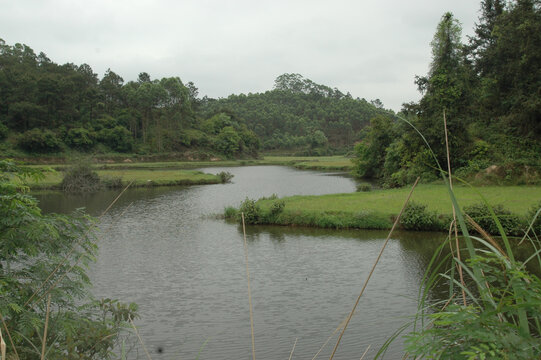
[{"left": 33, "top": 166, "right": 454, "bottom": 359}]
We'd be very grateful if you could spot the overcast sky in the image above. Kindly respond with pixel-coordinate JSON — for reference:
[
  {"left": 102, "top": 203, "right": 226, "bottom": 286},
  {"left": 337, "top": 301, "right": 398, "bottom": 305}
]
[{"left": 1, "top": 0, "right": 482, "bottom": 111}]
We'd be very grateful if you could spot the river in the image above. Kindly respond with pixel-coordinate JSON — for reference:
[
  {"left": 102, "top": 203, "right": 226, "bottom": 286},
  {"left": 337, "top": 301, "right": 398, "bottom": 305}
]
[{"left": 36, "top": 166, "right": 446, "bottom": 359}]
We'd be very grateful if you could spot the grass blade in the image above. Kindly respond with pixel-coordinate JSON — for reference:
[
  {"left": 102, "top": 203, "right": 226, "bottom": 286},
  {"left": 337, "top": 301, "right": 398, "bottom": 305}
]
[
  {"left": 328, "top": 177, "right": 420, "bottom": 360},
  {"left": 241, "top": 212, "right": 256, "bottom": 360}
]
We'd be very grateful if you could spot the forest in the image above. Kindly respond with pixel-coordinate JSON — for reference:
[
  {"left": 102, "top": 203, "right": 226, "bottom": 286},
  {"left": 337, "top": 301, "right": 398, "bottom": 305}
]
[
  {"left": 353, "top": 0, "right": 541, "bottom": 186},
  {"left": 0, "top": 0, "right": 540, "bottom": 186},
  {"left": 0, "top": 45, "right": 385, "bottom": 159}
]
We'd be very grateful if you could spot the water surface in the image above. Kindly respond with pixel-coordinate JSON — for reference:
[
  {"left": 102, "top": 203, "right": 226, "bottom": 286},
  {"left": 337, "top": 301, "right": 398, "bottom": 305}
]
[{"left": 37, "top": 166, "right": 445, "bottom": 359}]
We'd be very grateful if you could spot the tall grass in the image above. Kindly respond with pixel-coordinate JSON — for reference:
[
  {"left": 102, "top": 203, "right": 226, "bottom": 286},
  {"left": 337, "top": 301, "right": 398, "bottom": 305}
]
[{"left": 376, "top": 113, "right": 541, "bottom": 359}]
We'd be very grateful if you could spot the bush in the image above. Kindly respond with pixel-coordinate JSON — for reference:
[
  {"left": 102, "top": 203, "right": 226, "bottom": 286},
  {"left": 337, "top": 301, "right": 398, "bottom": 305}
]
[
  {"left": 65, "top": 127, "right": 95, "bottom": 150},
  {"left": 214, "top": 126, "right": 241, "bottom": 157},
  {"left": 224, "top": 206, "right": 238, "bottom": 219},
  {"left": 61, "top": 162, "right": 102, "bottom": 192},
  {"left": 401, "top": 202, "right": 440, "bottom": 231},
  {"left": 98, "top": 126, "right": 134, "bottom": 152},
  {"left": 406, "top": 253, "right": 541, "bottom": 359},
  {"left": 270, "top": 199, "right": 286, "bottom": 216},
  {"left": 217, "top": 171, "right": 234, "bottom": 183},
  {"left": 463, "top": 203, "right": 523, "bottom": 236},
  {"left": 101, "top": 175, "right": 123, "bottom": 188},
  {"left": 0, "top": 160, "right": 138, "bottom": 359},
  {"left": 17, "top": 128, "right": 62, "bottom": 153},
  {"left": 239, "top": 198, "right": 261, "bottom": 224},
  {"left": 356, "top": 183, "right": 372, "bottom": 192}
]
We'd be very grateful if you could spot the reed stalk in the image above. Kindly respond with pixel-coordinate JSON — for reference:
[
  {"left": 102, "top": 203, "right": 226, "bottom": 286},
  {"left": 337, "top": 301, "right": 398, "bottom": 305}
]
[
  {"left": 359, "top": 344, "right": 371, "bottom": 360},
  {"left": 0, "top": 313, "right": 18, "bottom": 360},
  {"left": 40, "top": 294, "right": 51, "bottom": 360},
  {"left": 311, "top": 316, "right": 349, "bottom": 360},
  {"left": 328, "top": 177, "right": 420, "bottom": 360},
  {"left": 444, "top": 110, "right": 467, "bottom": 306},
  {"left": 129, "top": 316, "right": 153, "bottom": 360},
  {"left": 241, "top": 212, "right": 257, "bottom": 360},
  {"left": 25, "top": 181, "right": 134, "bottom": 307},
  {"left": 288, "top": 338, "right": 298, "bottom": 360},
  {"left": 1, "top": 327, "right": 6, "bottom": 360}
]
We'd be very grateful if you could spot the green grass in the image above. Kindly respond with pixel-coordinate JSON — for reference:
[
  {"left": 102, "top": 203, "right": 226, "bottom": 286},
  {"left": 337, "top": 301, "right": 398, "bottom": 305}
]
[
  {"left": 263, "top": 155, "right": 353, "bottom": 170},
  {"left": 22, "top": 155, "right": 353, "bottom": 171},
  {"left": 20, "top": 156, "right": 352, "bottom": 190},
  {"left": 243, "top": 184, "right": 541, "bottom": 230},
  {"left": 259, "top": 184, "right": 541, "bottom": 216},
  {"left": 26, "top": 169, "right": 222, "bottom": 189}
]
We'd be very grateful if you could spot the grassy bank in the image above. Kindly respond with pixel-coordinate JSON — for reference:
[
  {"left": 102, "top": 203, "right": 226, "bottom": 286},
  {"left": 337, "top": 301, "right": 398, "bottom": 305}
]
[
  {"left": 26, "top": 168, "right": 223, "bottom": 189},
  {"left": 22, "top": 155, "right": 353, "bottom": 171},
  {"left": 225, "top": 184, "right": 541, "bottom": 231},
  {"left": 19, "top": 155, "right": 353, "bottom": 189}
]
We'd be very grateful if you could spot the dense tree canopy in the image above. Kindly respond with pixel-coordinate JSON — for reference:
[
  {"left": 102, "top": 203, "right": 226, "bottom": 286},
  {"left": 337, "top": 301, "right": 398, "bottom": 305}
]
[
  {"left": 1, "top": 0, "right": 539, "bottom": 172},
  {"left": 0, "top": 41, "right": 260, "bottom": 158},
  {"left": 200, "top": 73, "right": 387, "bottom": 154},
  {"left": 354, "top": 0, "right": 541, "bottom": 186},
  {"left": 0, "top": 37, "right": 386, "bottom": 158}
]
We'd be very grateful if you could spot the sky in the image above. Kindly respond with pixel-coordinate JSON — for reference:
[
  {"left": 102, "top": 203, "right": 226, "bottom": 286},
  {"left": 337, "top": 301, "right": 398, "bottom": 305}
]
[{"left": 1, "top": 0, "right": 482, "bottom": 111}]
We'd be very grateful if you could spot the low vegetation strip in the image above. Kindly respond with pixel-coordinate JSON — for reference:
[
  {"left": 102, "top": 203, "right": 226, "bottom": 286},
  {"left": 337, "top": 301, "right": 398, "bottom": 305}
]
[
  {"left": 23, "top": 155, "right": 352, "bottom": 171},
  {"left": 225, "top": 185, "right": 541, "bottom": 232},
  {"left": 262, "top": 185, "right": 541, "bottom": 216},
  {"left": 26, "top": 168, "right": 223, "bottom": 189}
]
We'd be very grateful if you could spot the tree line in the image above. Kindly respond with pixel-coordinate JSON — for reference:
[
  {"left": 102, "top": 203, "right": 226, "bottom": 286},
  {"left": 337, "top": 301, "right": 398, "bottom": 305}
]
[
  {"left": 353, "top": 0, "right": 541, "bottom": 186},
  {"left": 0, "top": 41, "right": 387, "bottom": 158},
  {"left": 201, "top": 73, "right": 388, "bottom": 154},
  {"left": 0, "top": 42, "right": 259, "bottom": 158}
]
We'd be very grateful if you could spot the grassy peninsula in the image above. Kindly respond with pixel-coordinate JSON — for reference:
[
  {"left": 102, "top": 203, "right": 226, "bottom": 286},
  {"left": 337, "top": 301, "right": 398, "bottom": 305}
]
[
  {"left": 21, "top": 155, "right": 352, "bottom": 190},
  {"left": 27, "top": 168, "right": 223, "bottom": 189},
  {"left": 226, "top": 184, "right": 541, "bottom": 231}
]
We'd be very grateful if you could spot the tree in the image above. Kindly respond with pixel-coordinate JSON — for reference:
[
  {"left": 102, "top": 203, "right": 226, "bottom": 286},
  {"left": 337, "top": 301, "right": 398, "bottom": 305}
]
[
  {"left": 413, "top": 12, "right": 471, "bottom": 168},
  {"left": 0, "top": 160, "right": 138, "bottom": 358},
  {"left": 351, "top": 114, "right": 396, "bottom": 179},
  {"left": 100, "top": 68, "right": 124, "bottom": 113},
  {"left": 416, "top": 12, "right": 465, "bottom": 112},
  {"left": 482, "top": 0, "right": 541, "bottom": 137},
  {"left": 214, "top": 126, "right": 241, "bottom": 156}
]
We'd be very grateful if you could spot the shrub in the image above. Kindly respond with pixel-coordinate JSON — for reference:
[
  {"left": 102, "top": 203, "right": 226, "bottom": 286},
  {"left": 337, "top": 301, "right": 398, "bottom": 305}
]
[
  {"left": 17, "top": 128, "right": 62, "bottom": 153},
  {"left": 98, "top": 126, "right": 133, "bottom": 152},
  {"left": 463, "top": 203, "right": 523, "bottom": 236},
  {"left": 101, "top": 175, "right": 123, "bottom": 188},
  {"left": 61, "top": 162, "right": 102, "bottom": 192},
  {"left": 217, "top": 171, "right": 234, "bottom": 183},
  {"left": 400, "top": 201, "right": 440, "bottom": 231},
  {"left": 356, "top": 183, "right": 372, "bottom": 192},
  {"left": 0, "top": 160, "right": 138, "bottom": 359},
  {"left": 270, "top": 199, "right": 286, "bottom": 216},
  {"left": 224, "top": 206, "right": 238, "bottom": 219},
  {"left": 214, "top": 126, "right": 241, "bottom": 157},
  {"left": 239, "top": 198, "right": 261, "bottom": 224},
  {"left": 406, "top": 253, "right": 541, "bottom": 360},
  {"left": 65, "top": 127, "right": 95, "bottom": 150}
]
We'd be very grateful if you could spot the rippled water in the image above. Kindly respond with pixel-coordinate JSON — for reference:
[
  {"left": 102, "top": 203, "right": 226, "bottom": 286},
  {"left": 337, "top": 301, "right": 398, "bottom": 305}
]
[{"left": 36, "top": 166, "right": 445, "bottom": 359}]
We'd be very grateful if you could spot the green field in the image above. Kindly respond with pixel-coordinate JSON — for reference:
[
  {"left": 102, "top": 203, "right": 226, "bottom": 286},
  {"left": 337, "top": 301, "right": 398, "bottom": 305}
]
[
  {"left": 239, "top": 184, "right": 541, "bottom": 230},
  {"left": 26, "top": 168, "right": 222, "bottom": 189},
  {"left": 23, "top": 155, "right": 353, "bottom": 171},
  {"left": 21, "top": 156, "right": 353, "bottom": 189},
  {"left": 259, "top": 184, "right": 541, "bottom": 216}
]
